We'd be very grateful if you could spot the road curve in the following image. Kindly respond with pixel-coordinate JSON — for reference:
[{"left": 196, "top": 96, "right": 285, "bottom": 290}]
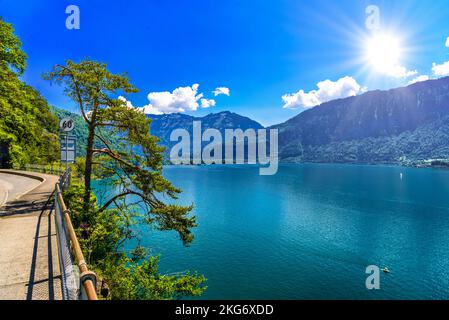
[
  {"left": 0, "top": 172, "right": 42, "bottom": 207},
  {"left": 0, "top": 170, "right": 62, "bottom": 300}
]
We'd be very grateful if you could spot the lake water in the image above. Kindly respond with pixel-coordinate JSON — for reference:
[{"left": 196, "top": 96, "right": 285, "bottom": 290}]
[{"left": 94, "top": 164, "right": 449, "bottom": 299}]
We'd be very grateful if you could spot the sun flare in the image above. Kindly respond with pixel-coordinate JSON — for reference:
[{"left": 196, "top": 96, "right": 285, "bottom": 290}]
[{"left": 365, "top": 34, "right": 402, "bottom": 73}]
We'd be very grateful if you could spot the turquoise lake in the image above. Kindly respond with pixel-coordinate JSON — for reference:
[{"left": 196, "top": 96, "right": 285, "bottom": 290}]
[{"left": 94, "top": 164, "right": 449, "bottom": 299}]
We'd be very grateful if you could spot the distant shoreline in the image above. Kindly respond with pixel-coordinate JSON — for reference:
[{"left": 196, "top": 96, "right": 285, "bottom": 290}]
[{"left": 162, "top": 160, "right": 449, "bottom": 170}]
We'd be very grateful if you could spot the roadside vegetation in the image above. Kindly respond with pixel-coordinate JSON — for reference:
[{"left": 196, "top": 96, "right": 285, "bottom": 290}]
[
  {"left": 44, "top": 57, "right": 206, "bottom": 300},
  {"left": 64, "top": 163, "right": 206, "bottom": 299},
  {"left": 1, "top": 17, "right": 206, "bottom": 299},
  {"left": 0, "top": 18, "right": 59, "bottom": 168}
]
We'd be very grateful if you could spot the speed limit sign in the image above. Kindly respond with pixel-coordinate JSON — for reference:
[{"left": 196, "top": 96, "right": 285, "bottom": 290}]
[{"left": 60, "top": 117, "right": 75, "bottom": 132}]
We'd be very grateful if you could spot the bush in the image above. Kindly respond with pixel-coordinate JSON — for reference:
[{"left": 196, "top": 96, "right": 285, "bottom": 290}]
[{"left": 63, "top": 178, "right": 207, "bottom": 300}]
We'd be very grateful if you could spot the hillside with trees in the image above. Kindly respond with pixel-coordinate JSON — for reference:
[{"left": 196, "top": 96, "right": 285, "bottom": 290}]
[
  {"left": 51, "top": 106, "right": 123, "bottom": 158},
  {"left": 0, "top": 18, "right": 59, "bottom": 168},
  {"left": 272, "top": 77, "right": 449, "bottom": 163}
]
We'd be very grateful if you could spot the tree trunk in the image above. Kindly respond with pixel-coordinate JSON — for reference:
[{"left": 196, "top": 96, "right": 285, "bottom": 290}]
[{"left": 83, "top": 123, "right": 95, "bottom": 212}]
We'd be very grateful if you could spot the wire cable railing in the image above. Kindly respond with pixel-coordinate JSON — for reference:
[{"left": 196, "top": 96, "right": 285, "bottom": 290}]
[
  {"left": 54, "top": 168, "right": 98, "bottom": 300},
  {"left": 13, "top": 163, "right": 65, "bottom": 176}
]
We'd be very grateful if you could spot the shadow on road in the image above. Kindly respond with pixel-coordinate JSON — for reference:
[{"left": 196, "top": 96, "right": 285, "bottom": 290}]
[
  {"left": 0, "top": 199, "right": 48, "bottom": 217},
  {"left": 25, "top": 190, "right": 61, "bottom": 300}
]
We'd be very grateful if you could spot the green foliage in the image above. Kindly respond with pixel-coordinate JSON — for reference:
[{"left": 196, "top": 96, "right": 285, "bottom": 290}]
[
  {"left": 103, "top": 257, "right": 206, "bottom": 300},
  {"left": 63, "top": 179, "right": 207, "bottom": 300},
  {"left": 45, "top": 60, "right": 198, "bottom": 245},
  {"left": 0, "top": 19, "right": 59, "bottom": 168},
  {"left": 282, "top": 115, "right": 449, "bottom": 164},
  {"left": 47, "top": 60, "right": 206, "bottom": 299},
  {"left": 50, "top": 106, "right": 89, "bottom": 157},
  {"left": 50, "top": 106, "right": 122, "bottom": 158},
  {"left": 0, "top": 18, "right": 27, "bottom": 74}
]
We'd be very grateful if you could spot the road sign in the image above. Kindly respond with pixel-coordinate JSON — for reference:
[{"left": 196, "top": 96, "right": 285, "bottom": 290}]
[
  {"left": 60, "top": 117, "right": 75, "bottom": 132},
  {"left": 60, "top": 136, "right": 76, "bottom": 163}
]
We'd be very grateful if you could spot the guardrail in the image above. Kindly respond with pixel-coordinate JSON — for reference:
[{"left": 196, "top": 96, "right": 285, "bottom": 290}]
[
  {"left": 54, "top": 169, "right": 98, "bottom": 300},
  {"left": 13, "top": 164, "right": 65, "bottom": 176}
]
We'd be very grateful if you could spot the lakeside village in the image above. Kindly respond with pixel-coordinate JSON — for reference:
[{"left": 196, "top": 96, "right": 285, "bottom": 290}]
[{"left": 400, "top": 157, "right": 449, "bottom": 169}]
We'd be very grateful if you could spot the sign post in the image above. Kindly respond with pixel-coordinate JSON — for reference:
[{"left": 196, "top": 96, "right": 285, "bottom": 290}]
[{"left": 60, "top": 117, "right": 76, "bottom": 173}]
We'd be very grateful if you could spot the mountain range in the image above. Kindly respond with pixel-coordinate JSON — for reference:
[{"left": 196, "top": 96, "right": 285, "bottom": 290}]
[
  {"left": 272, "top": 76, "right": 449, "bottom": 163},
  {"left": 148, "top": 111, "right": 263, "bottom": 145},
  {"left": 54, "top": 76, "right": 449, "bottom": 164}
]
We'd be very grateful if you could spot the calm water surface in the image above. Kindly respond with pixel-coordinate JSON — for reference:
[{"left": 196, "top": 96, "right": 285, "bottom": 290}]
[{"left": 94, "top": 164, "right": 449, "bottom": 299}]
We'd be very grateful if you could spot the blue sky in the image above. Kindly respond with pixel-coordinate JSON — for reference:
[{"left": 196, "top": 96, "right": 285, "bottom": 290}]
[{"left": 2, "top": 0, "right": 449, "bottom": 126}]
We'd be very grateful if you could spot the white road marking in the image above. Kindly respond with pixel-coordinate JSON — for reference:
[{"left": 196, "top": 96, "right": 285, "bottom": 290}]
[
  {"left": 0, "top": 189, "right": 8, "bottom": 208},
  {"left": 0, "top": 179, "right": 11, "bottom": 207},
  {"left": 0, "top": 173, "right": 43, "bottom": 207}
]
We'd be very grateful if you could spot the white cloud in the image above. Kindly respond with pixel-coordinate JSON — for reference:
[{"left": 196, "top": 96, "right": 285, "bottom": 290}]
[
  {"left": 130, "top": 84, "right": 222, "bottom": 114},
  {"left": 201, "top": 98, "right": 216, "bottom": 109},
  {"left": 213, "top": 87, "right": 230, "bottom": 96},
  {"left": 380, "top": 65, "right": 418, "bottom": 79},
  {"left": 282, "top": 76, "right": 367, "bottom": 109},
  {"left": 138, "top": 104, "right": 163, "bottom": 115},
  {"left": 137, "top": 84, "right": 211, "bottom": 115},
  {"left": 432, "top": 61, "right": 449, "bottom": 76},
  {"left": 427, "top": 38, "right": 449, "bottom": 78},
  {"left": 119, "top": 95, "right": 160, "bottom": 115},
  {"left": 118, "top": 96, "right": 135, "bottom": 108},
  {"left": 408, "top": 75, "right": 430, "bottom": 85}
]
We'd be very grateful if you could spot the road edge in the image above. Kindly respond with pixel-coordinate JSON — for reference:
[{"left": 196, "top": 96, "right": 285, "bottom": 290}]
[
  {"left": 0, "top": 170, "right": 48, "bottom": 206},
  {"left": 0, "top": 170, "right": 46, "bottom": 183}
]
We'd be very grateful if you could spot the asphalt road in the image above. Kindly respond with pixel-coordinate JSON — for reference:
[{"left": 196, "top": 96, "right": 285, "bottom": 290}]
[
  {"left": 0, "top": 170, "right": 62, "bottom": 300},
  {"left": 0, "top": 173, "right": 42, "bottom": 207}
]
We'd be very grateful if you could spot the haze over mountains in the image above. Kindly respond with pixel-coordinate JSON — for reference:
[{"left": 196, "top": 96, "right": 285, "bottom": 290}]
[{"left": 56, "top": 77, "right": 449, "bottom": 164}]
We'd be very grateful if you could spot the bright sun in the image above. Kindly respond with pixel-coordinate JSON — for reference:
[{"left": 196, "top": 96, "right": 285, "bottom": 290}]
[{"left": 365, "top": 34, "right": 402, "bottom": 72}]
